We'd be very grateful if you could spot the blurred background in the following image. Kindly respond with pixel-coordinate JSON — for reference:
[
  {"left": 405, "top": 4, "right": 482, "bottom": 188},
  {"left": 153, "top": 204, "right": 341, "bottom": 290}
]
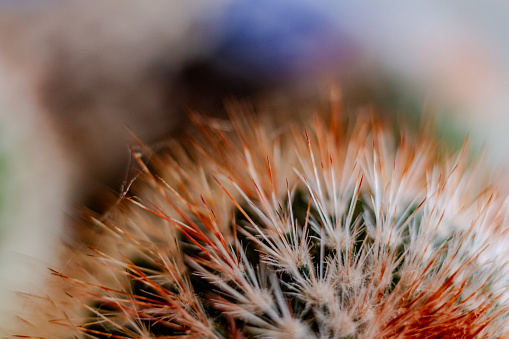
[{"left": 2, "top": 0, "right": 509, "bottom": 332}]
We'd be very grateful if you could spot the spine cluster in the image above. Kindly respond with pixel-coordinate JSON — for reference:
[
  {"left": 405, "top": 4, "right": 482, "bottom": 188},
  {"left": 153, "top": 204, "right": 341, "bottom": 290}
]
[{"left": 16, "top": 101, "right": 509, "bottom": 338}]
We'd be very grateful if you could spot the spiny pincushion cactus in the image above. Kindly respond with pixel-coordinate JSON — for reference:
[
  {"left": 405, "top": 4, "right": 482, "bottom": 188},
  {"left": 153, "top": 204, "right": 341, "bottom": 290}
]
[{"left": 15, "top": 97, "right": 509, "bottom": 338}]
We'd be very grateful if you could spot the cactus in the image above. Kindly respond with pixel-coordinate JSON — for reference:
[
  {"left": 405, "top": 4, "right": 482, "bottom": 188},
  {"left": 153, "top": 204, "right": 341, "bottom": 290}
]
[{"left": 15, "top": 96, "right": 509, "bottom": 339}]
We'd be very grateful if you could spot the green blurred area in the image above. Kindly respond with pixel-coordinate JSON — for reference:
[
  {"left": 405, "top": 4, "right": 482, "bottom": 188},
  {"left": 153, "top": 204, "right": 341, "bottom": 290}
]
[
  {"left": 0, "top": 145, "right": 7, "bottom": 241},
  {"left": 0, "top": 126, "right": 12, "bottom": 243}
]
